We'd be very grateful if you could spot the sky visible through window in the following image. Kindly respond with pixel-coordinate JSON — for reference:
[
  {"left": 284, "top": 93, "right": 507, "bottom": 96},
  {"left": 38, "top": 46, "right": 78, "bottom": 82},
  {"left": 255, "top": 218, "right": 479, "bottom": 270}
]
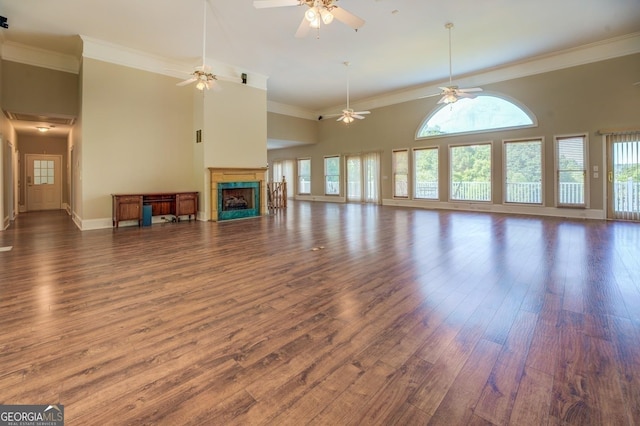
[{"left": 418, "top": 95, "right": 534, "bottom": 138}]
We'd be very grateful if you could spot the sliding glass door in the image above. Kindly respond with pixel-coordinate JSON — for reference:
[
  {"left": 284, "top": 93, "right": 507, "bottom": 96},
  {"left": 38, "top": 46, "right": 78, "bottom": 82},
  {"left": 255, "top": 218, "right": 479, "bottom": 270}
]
[{"left": 607, "top": 132, "right": 640, "bottom": 221}]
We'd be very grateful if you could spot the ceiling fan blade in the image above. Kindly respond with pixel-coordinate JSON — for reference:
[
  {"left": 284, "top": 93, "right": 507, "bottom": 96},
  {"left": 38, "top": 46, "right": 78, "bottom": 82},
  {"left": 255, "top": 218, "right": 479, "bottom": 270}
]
[
  {"left": 336, "top": 116, "right": 345, "bottom": 122},
  {"left": 456, "top": 92, "right": 478, "bottom": 100},
  {"left": 177, "top": 77, "right": 197, "bottom": 87},
  {"left": 436, "top": 95, "right": 449, "bottom": 104},
  {"left": 253, "top": 0, "right": 300, "bottom": 9},
  {"left": 353, "top": 115, "right": 366, "bottom": 120},
  {"left": 330, "top": 6, "right": 365, "bottom": 30},
  {"left": 458, "top": 87, "right": 483, "bottom": 93},
  {"left": 295, "top": 16, "right": 311, "bottom": 38},
  {"left": 354, "top": 111, "right": 371, "bottom": 115}
]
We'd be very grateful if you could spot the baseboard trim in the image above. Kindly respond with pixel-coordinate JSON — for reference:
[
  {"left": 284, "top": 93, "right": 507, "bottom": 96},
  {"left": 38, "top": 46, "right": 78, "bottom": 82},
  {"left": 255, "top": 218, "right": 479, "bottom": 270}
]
[{"left": 382, "top": 199, "right": 606, "bottom": 220}]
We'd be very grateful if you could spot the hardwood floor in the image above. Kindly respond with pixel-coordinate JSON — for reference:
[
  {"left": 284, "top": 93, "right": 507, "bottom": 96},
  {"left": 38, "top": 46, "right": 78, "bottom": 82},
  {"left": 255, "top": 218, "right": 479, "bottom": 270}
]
[{"left": 1, "top": 203, "right": 639, "bottom": 425}]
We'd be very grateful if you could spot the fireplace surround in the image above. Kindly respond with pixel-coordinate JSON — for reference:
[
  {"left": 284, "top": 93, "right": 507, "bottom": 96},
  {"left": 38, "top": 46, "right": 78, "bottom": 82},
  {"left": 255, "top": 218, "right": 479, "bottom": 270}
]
[{"left": 209, "top": 167, "right": 268, "bottom": 221}]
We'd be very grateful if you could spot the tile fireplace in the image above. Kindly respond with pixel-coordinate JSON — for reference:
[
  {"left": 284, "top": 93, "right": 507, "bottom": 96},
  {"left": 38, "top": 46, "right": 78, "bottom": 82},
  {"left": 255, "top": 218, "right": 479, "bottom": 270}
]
[{"left": 209, "top": 167, "right": 268, "bottom": 221}]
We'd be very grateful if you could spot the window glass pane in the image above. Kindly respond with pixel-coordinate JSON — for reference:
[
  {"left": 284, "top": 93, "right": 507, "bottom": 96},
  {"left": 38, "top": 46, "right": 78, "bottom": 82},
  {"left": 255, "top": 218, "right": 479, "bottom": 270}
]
[
  {"left": 393, "top": 150, "right": 409, "bottom": 198},
  {"left": 297, "top": 158, "right": 310, "bottom": 194},
  {"left": 324, "top": 156, "right": 340, "bottom": 195},
  {"left": 347, "top": 156, "right": 362, "bottom": 201},
  {"left": 414, "top": 148, "right": 438, "bottom": 199},
  {"left": 450, "top": 144, "right": 492, "bottom": 201},
  {"left": 418, "top": 95, "right": 534, "bottom": 138},
  {"left": 47, "top": 160, "right": 54, "bottom": 168},
  {"left": 557, "top": 136, "right": 586, "bottom": 206},
  {"left": 35, "top": 176, "right": 41, "bottom": 184},
  {"left": 34, "top": 160, "right": 41, "bottom": 168},
  {"left": 505, "top": 140, "right": 542, "bottom": 204}
]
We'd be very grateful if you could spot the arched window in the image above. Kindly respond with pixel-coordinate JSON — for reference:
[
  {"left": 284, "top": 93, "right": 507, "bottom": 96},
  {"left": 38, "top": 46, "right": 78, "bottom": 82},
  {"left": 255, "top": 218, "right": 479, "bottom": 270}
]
[{"left": 416, "top": 93, "right": 536, "bottom": 139}]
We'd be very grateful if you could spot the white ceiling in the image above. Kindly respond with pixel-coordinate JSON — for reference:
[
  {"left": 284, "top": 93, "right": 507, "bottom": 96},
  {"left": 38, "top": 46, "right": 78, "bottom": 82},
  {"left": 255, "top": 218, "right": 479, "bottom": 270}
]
[{"left": 1, "top": 0, "right": 639, "bottom": 120}]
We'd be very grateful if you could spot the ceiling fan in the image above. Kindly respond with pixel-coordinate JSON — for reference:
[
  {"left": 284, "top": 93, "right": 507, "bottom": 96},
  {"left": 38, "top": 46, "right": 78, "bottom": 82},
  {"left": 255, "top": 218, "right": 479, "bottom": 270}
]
[
  {"left": 423, "top": 23, "right": 482, "bottom": 104},
  {"left": 176, "top": 0, "right": 240, "bottom": 90},
  {"left": 253, "top": 0, "right": 365, "bottom": 38},
  {"left": 323, "top": 62, "right": 370, "bottom": 124}
]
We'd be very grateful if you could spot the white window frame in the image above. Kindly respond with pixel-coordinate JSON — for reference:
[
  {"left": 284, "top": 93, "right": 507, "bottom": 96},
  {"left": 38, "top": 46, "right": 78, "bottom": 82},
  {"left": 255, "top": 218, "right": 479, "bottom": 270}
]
[
  {"left": 449, "top": 141, "right": 493, "bottom": 203},
  {"left": 413, "top": 146, "right": 439, "bottom": 200},
  {"left": 392, "top": 149, "right": 409, "bottom": 199},
  {"left": 324, "top": 155, "right": 341, "bottom": 196},
  {"left": 416, "top": 93, "right": 537, "bottom": 140},
  {"left": 554, "top": 133, "right": 589, "bottom": 208},
  {"left": 297, "top": 158, "right": 311, "bottom": 195},
  {"left": 502, "top": 137, "right": 545, "bottom": 205}
]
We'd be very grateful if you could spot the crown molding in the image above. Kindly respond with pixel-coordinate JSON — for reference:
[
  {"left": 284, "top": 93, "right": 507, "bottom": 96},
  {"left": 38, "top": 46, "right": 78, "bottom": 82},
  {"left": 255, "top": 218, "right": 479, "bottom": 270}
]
[
  {"left": 80, "top": 35, "right": 267, "bottom": 90},
  {"left": 320, "top": 31, "right": 640, "bottom": 117},
  {"left": 1, "top": 41, "right": 80, "bottom": 74}
]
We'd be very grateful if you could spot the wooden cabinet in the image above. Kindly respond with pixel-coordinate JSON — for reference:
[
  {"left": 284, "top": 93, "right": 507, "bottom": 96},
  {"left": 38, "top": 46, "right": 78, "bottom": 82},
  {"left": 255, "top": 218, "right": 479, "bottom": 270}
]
[
  {"left": 112, "top": 195, "right": 143, "bottom": 227},
  {"left": 176, "top": 192, "right": 198, "bottom": 218},
  {"left": 112, "top": 192, "right": 198, "bottom": 228}
]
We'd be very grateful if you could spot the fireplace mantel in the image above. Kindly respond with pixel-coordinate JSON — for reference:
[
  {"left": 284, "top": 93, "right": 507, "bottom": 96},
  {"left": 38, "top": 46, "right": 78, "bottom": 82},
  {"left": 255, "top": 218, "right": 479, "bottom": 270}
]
[{"left": 209, "top": 167, "right": 268, "bottom": 221}]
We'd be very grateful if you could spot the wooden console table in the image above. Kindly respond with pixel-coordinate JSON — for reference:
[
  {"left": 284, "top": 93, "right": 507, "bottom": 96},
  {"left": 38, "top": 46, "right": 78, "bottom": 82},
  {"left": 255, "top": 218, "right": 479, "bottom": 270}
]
[{"left": 112, "top": 192, "right": 198, "bottom": 228}]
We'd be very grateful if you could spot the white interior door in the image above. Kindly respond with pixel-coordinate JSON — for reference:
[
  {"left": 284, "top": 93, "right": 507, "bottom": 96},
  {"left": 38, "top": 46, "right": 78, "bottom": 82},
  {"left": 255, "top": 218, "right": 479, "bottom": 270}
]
[{"left": 26, "top": 154, "right": 62, "bottom": 211}]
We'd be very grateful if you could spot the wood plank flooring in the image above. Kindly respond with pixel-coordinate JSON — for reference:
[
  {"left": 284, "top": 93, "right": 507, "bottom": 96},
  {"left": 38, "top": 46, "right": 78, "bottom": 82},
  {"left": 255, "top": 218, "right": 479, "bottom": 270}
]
[{"left": 1, "top": 203, "right": 639, "bottom": 425}]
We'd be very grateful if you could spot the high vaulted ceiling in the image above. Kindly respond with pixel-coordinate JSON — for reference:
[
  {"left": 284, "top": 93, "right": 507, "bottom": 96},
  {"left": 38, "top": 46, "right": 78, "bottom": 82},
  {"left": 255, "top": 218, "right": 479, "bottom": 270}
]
[{"left": 1, "top": 0, "right": 639, "bottom": 117}]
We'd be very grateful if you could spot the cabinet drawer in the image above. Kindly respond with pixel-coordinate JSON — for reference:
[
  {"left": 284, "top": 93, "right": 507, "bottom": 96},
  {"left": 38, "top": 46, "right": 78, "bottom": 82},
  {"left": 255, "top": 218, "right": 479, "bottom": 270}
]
[{"left": 116, "top": 195, "right": 143, "bottom": 203}]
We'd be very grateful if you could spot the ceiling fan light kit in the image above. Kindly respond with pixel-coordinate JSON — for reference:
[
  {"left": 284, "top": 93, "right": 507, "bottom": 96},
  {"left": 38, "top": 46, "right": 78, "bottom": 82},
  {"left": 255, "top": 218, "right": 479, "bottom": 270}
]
[{"left": 253, "top": 0, "right": 364, "bottom": 38}]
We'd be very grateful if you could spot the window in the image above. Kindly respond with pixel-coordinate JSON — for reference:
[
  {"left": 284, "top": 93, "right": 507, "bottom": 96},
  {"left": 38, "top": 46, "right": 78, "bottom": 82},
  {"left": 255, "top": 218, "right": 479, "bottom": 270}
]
[
  {"left": 450, "top": 143, "right": 492, "bottom": 202},
  {"left": 416, "top": 94, "right": 536, "bottom": 139},
  {"left": 393, "top": 149, "right": 409, "bottom": 198},
  {"left": 555, "top": 134, "right": 587, "bottom": 207},
  {"left": 504, "top": 139, "right": 543, "bottom": 204},
  {"left": 297, "top": 158, "right": 311, "bottom": 195},
  {"left": 324, "top": 156, "right": 340, "bottom": 195},
  {"left": 33, "top": 160, "right": 55, "bottom": 185},
  {"left": 414, "top": 147, "right": 438, "bottom": 199}
]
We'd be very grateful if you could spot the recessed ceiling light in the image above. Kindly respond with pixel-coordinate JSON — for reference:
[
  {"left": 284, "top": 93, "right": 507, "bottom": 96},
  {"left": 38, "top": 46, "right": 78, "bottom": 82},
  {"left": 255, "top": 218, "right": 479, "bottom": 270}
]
[{"left": 36, "top": 126, "right": 49, "bottom": 133}]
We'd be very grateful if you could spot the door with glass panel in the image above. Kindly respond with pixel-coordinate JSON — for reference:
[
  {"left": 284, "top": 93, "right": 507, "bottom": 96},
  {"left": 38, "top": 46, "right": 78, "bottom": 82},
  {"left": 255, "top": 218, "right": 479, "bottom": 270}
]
[
  {"left": 26, "top": 154, "right": 62, "bottom": 211},
  {"left": 346, "top": 155, "right": 362, "bottom": 202},
  {"left": 346, "top": 153, "right": 380, "bottom": 203},
  {"left": 607, "top": 133, "right": 640, "bottom": 221}
]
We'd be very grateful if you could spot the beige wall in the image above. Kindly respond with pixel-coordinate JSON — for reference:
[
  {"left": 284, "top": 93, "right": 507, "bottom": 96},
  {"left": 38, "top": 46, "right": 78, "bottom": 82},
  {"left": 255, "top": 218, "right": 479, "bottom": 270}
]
[
  {"left": 1, "top": 60, "right": 78, "bottom": 116},
  {"left": 80, "top": 58, "right": 195, "bottom": 223},
  {"left": 204, "top": 82, "right": 267, "bottom": 168},
  {"left": 267, "top": 112, "right": 318, "bottom": 146},
  {"left": 268, "top": 53, "right": 640, "bottom": 217}
]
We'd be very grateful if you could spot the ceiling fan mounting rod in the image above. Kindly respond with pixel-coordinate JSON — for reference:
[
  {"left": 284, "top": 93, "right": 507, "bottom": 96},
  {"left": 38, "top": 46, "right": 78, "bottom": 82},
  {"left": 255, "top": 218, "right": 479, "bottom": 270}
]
[
  {"left": 201, "top": 0, "right": 207, "bottom": 69},
  {"left": 446, "top": 22, "right": 453, "bottom": 86}
]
